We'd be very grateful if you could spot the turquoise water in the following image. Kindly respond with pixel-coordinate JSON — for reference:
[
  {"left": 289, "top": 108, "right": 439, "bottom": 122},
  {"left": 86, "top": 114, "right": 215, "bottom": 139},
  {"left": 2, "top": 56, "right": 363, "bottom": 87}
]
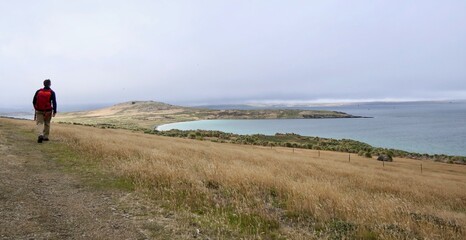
[{"left": 158, "top": 101, "right": 466, "bottom": 156}]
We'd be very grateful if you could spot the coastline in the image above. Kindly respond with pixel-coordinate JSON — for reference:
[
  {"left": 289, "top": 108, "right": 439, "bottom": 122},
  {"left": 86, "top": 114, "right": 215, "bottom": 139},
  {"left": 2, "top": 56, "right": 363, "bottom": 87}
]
[
  {"left": 53, "top": 101, "right": 466, "bottom": 163},
  {"left": 53, "top": 100, "right": 368, "bottom": 133},
  {"left": 0, "top": 113, "right": 34, "bottom": 120}
]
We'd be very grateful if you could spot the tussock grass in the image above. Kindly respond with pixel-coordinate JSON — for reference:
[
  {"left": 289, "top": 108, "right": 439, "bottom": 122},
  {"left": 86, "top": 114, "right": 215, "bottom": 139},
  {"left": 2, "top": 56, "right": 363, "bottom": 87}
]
[{"left": 10, "top": 119, "right": 465, "bottom": 239}]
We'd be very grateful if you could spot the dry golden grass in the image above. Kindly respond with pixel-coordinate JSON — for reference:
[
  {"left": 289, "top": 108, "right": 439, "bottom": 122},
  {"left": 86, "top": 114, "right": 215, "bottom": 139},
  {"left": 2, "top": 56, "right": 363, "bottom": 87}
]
[{"left": 10, "top": 119, "right": 466, "bottom": 239}]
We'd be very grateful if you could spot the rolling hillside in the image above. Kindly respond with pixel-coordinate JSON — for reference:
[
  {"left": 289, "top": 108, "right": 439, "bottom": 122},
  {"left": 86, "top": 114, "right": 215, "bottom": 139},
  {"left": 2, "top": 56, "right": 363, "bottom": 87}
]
[
  {"left": 55, "top": 101, "right": 363, "bottom": 130},
  {"left": 2, "top": 118, "right": 464, "bottom": 239}
]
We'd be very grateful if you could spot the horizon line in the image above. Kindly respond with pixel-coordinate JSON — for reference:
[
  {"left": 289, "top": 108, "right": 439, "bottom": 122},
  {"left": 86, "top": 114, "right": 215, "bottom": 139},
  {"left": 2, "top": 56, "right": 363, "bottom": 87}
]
[{"left": 2, "top": 98, "right": 466, "bottom": 110}]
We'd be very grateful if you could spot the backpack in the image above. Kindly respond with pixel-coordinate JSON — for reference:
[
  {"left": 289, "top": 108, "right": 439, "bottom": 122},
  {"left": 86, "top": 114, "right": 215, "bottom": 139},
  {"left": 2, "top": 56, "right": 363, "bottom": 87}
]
[{"left": 35, "top": 88, "right": 53, "bottom": 111}]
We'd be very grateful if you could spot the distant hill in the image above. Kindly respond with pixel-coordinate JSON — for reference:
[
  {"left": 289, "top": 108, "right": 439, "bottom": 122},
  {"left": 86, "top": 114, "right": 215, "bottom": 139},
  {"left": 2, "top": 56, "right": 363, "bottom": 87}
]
[
  {"left": 112, "top": 101, "right": 185, "bottom": 111},
  {"left": 55, "top": 100, "right": 364, "bottom": 130},
  {"left": 63, "top": 101, "right": 185, "bottom": 116}
]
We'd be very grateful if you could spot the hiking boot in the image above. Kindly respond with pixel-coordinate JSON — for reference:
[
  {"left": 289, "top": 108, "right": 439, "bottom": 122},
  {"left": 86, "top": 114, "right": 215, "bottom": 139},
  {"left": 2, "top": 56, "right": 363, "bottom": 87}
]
[{"left": 38, "top": 135, "right": 44, "bottom": 143}]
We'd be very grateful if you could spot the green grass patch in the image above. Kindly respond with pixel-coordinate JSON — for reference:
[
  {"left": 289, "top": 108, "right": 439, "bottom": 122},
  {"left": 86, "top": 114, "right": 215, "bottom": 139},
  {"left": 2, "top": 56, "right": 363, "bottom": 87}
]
[{"left": 226, "top": 211, "right": 280, "bottom": 234}]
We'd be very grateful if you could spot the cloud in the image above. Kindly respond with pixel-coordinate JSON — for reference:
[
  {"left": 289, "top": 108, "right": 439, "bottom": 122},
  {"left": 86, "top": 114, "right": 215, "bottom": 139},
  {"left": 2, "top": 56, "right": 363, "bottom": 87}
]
[{"left": 1, "top": 0, "right": 466, "bottom": 107}]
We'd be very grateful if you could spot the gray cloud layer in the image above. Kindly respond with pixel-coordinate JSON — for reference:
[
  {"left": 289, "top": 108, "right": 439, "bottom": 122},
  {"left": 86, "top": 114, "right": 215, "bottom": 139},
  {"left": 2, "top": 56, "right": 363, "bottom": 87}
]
[{"left": 1, "top": 0, "right": 466, "bottom": 107}]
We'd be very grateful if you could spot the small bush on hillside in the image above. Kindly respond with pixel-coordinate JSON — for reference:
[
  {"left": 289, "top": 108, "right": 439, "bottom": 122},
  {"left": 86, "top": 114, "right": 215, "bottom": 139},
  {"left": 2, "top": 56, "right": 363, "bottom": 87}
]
[
  {"left": 377, "top": 154, "right": 393, "bottom": 162},
  {"left": 188, "top": 133, "right": 196, "bottom": 139},
  {"left": 451, "top": 156, "right": 466, "bottom": 164}
]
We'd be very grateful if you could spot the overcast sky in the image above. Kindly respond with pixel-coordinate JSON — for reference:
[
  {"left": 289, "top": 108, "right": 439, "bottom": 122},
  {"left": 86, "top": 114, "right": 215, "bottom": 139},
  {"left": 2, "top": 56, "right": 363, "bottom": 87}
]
[{"left": 1, "top": 0, "right": 466, "bottom": 108}]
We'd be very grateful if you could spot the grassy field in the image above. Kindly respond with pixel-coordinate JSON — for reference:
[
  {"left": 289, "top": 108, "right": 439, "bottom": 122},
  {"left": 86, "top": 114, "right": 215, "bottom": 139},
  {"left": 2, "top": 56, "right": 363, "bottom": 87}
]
[
  {"left": 148, "top": 129, "right": 466, "bottom": 164},
  {"left": 6, "top": 118, "right": 465, "bottom": 239}
]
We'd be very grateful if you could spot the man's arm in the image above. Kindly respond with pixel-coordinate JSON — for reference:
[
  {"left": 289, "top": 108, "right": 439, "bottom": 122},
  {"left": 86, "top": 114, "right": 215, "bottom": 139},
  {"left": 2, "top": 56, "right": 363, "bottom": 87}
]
[
  {"left": 51, "top": 91, "right": 57, "bottom": 116},
  {"left": 32, "top": 90, "right": 39, "bottom": 109}
]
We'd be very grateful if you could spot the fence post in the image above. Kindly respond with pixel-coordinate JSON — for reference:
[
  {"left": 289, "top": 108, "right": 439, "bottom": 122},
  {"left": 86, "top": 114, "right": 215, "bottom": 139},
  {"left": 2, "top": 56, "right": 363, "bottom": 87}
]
[
  {"left": 421, "top": 163, "right": 423, "bottom": 174},
  {"left": 348, "top": 153, "right": 351, "bottom": 162},
  {"left": 318, "top": 150, "right": 320, "bottom": 158},
  {"left": 383, "top": 161, "right": 385, "bottom": 167}
]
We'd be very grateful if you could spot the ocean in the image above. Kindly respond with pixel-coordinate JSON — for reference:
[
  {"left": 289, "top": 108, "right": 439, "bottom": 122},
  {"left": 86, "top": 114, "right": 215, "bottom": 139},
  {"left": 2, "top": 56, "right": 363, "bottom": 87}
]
[
  {"left": 0, "top": 103, "right": 111, "bottom": 120},
  {"left": 158, "top": 101, "right": 466, "bottom": 157}
]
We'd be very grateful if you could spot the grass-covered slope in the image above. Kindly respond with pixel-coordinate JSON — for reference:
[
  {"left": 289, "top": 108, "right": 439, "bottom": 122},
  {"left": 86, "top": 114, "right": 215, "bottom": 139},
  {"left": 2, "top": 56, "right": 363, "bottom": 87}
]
[
  {"left": 4, "top": 118, "right": 464, "bottom": 239},
  {"left": 149, "top": 129, "right": 466, "bottom": 165}
]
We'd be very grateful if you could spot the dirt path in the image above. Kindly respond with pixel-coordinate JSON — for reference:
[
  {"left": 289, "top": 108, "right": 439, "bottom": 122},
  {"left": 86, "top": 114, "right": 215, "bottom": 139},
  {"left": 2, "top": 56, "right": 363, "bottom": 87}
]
[{"left": 0, "top": 120, "right": 147, "bottom": 240}]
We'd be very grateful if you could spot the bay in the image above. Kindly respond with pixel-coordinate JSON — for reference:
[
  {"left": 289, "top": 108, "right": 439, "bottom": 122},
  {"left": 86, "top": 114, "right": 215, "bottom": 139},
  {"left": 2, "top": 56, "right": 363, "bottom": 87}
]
[{"left": 158, "top": 101, "right": 466, "bottom": 156}]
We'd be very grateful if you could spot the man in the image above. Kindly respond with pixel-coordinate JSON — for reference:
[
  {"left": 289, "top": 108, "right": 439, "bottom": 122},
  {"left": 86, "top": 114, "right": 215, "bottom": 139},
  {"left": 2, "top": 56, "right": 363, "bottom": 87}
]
[{"left": 32, "top": 79, "right": 57, "bottom": 143}]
